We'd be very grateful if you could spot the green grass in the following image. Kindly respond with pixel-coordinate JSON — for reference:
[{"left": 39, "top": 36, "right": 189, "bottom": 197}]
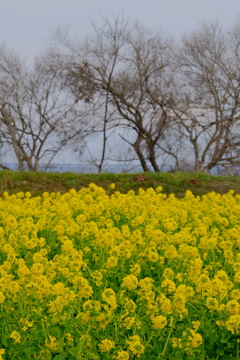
[{"left": 0, "top": 170, "right": 240, "bottom": 197}]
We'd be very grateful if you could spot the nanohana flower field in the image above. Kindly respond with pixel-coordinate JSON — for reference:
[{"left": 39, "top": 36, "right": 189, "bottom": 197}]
[{"left": 0, "top": 184, "right": 240, "bottom": 360}]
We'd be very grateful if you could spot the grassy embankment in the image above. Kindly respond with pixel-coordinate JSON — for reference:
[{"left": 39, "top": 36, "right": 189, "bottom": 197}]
[{"left": 0, "top": 170, "right": 240, "bottom": 197}]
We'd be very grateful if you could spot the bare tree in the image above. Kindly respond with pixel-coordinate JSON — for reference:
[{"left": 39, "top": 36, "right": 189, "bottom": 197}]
[
  {"left": 52, "top": 17, "right": 128, "bottom": 173},
  {"left": 54, "top": 17, "right": 176, "bottom": 172},
  {"left": 171, "top": 21, "right": 240, "bottom": 173},
  {"left": 0, "top": 44, "right": 87, "bottom": 171}
]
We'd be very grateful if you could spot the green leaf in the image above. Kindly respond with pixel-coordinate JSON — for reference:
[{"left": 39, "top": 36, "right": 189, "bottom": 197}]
[
  {"left": 1, "top": 337, "right": 8, "bottom": 347},
  {"left": 53, "top": 353, "right": 69, "bottom": 360},
  {"left": 23, "top": 346, "right": 38, "bottom": 355},
  {"left": 221, "top": 332, "right": 231, "bottom": 344},
  {"left": 157, "top": 355, "right": 166, "bottom": 360},
  {"left": 216, "top": 347, "right": 225, "bottom": 356},
  {"left": 68, "top": 347, "right": 79, "bottom": 356},
  {"left": 16, "top": 354, "right": 29, "bottom": 360}
]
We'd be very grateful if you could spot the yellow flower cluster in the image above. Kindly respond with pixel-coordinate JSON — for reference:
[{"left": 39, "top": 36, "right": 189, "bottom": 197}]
[
  {"left": 151, "top": 315, "right": 167, "bottom": 330},
  {"left": 98, "top": 338, "right": 115, "bottom": 352},
  {"left": 0, "top": 349, "right": 5, "bottom": 360},
  {"left": 126, "top": 335, "right": 145, "bottom": 357},
  {"left": 0, "top": 186, "right": 240, "bottom": 358},
  {"left": 10, "top": 331, "right": 21, "bottom": 343}
]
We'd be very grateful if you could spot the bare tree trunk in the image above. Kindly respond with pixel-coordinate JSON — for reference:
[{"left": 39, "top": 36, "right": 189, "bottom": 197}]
[
  {"left": 133, "top": 135, "right": 150, "bottom": 172},
  {"left": 97, "top": 117, "right": 107, "bottom": 173},
  {"left": 1, "top": 108, "right": 24, "bottom": 171},
  {"left": 148, "top": 141, "right": 160, "bottom": 172}
]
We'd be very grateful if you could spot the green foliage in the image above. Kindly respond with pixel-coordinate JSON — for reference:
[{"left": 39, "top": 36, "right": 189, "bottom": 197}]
[{"left": 0, "top": 170, "right": 240, "bottom": 198}]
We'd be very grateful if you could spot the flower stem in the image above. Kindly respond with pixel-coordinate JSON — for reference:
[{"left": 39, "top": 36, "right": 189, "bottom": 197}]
[
  {"left": 160, "top": 319, "right": 176, "bottom": 356},
  {"left": 77, "top": 323, "right": 92, "bottom": 356}
]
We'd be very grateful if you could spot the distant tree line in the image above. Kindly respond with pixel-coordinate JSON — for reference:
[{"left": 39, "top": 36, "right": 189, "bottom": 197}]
[{"left": 1, "top": 16, "right": 240, "bottom": 173}]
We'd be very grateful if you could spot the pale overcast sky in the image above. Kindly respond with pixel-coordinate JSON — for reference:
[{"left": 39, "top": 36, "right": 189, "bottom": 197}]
[{"left": 0, "top": 0, "right": 239, "bottom": 64}]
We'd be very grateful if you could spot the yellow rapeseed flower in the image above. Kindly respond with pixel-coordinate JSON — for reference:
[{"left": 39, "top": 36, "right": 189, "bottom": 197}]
[
  {"left": 98, "top": 339, "right": 115, "bottom": 352},
  {"left": 10, "top": 331, "right": 21, "bottom": 343}
]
